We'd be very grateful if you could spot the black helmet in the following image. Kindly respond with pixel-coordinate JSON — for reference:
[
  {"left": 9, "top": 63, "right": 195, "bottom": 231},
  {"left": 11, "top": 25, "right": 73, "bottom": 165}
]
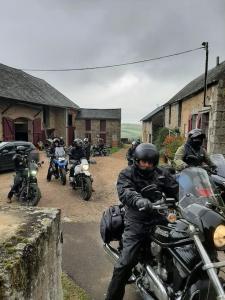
[
  {"left": 134, "top": 143, "right": 159, "bottom": 166},
  {"left": 16, "top": 146, "right": 26, "bottom": 154},
  {"left": 73, "top": 138, "right": 83, "bottom": 148},
  {"left": 188, "top": 129, "right": 206, "bottom": 140}
]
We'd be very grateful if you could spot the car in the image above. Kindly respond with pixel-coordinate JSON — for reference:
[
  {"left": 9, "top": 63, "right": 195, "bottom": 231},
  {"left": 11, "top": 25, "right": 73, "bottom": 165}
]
[{"left": 0, "top": 141, "right": 39, "bottom": 172}]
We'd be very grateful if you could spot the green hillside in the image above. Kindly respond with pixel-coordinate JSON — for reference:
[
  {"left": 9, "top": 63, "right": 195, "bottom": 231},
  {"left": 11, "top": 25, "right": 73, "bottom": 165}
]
[{"left": 121, "top": 123, "right": 142, "bottom": 140}]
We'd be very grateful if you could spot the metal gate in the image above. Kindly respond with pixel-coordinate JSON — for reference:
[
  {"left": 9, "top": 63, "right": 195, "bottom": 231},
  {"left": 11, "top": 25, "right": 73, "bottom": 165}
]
[{"left": 2, "top": 117, "right": 15, "bottom": 141}]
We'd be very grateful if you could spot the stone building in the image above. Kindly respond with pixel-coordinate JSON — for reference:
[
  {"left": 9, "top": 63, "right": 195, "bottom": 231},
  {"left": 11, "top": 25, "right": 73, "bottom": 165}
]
[
  {"left": 141, "top": 106, "right": 164, "bottom": 143},
  {"left": 141, "top": 58, "right": 225, "bottom": 154},
  {"left": 75, "top": 108, "right": 121, "bottom": 146},
  {"left": 0, "top": 63, "right": 79, "bottom": 146}
]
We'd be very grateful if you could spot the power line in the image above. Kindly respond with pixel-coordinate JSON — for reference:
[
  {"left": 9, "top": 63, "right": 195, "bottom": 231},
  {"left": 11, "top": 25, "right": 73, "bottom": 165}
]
[{"left": 21, "top": 46, "right": 204, "bottom": 72}]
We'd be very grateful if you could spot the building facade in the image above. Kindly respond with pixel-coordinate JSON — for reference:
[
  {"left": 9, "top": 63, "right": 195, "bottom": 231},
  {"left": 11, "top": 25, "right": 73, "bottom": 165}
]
[
  {"left": 75, "top": 108, "right": 121, "bottom": 146},
  {"left": 0, "top": 63, "right": 79, "bottom": 146}
]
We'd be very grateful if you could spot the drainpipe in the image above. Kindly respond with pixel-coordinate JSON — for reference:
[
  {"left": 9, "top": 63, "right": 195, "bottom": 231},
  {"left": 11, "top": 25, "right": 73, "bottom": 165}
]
[
  {"left": 202, "top": 42, "right": 210, "bottom": 107},
  {"left": 65, "top": 109, "right": 68, "bottom": 146}
]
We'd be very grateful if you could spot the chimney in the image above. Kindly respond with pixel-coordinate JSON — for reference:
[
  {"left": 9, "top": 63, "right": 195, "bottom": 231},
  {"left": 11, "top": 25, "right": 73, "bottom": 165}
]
[{"left": 216, "top": 56, "right": 220, "bottom": 66}]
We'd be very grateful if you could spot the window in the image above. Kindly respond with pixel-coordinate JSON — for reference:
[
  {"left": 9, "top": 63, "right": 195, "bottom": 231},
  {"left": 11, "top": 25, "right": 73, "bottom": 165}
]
[
  {"left": 68, "top": 114, "right": 72, "bottom": 127},
  {"left": 85, "top": 120, "right": 91, "bottom": 131},
  {"left": 168, "top": 105, "right": 171, "bottom": 125},
  {"left": 178, "top": 102, "right": 182, "bottom": 127},
  {"left": 4, "top": 145, "right": 15, "bottom": 153},
  {"left": 100, "top": 120, "right": 106, "bottom": 132}
]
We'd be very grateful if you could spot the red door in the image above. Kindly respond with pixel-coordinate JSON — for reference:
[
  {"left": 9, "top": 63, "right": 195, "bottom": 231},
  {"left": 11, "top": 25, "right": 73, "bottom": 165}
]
[
  {"left": 2, "top": 117, "right": 15, "bottom": 141},
  {"left": 33, "top": 118, "right": 42, "bottom": 146}
]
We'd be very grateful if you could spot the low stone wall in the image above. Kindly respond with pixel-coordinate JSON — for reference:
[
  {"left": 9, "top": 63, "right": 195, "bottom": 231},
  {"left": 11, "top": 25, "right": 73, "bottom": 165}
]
[{"left": 0, "top": 206, "right": 62, "bottom": 300}]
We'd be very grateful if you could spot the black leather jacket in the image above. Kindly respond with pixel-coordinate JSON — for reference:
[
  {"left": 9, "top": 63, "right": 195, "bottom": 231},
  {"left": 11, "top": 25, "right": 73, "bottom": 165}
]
[
  {"left": 70, "top": 147, "right": 86, "bottom": 161},
  {"left": 117, "top": 165, "right": 178, "bottom": 222},
  {"left": 12, "top": 154, "right": 27, "bottom": 171}
]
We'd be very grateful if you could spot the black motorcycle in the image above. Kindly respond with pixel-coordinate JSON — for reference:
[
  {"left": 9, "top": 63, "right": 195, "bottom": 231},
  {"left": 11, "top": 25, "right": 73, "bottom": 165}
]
[
  {"left": 15, "top": 158, "right": 42, "bottom": 206},
  {"left": 210, "top": 154, "right": 225, "bottom": 201},
  {"left": 91, "top": 145, "right": 110, "bottom": 157},
  {"left": 101, "top": 167, "right": 225, "bottom": 299}
]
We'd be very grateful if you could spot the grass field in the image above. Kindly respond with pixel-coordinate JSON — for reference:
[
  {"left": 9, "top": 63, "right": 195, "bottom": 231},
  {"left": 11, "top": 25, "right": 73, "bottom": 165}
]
[{"left": 121, "top": 123, "right": 142, "bottom": 140}]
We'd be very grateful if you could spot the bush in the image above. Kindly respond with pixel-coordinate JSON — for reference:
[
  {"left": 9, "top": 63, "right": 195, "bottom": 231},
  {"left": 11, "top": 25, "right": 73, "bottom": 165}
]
[
  {"left": 154, "top": 127, "right": 170, "bottom": 150},
  {"left": 163, "top": 135, "right": 184, "bottom": 160}
]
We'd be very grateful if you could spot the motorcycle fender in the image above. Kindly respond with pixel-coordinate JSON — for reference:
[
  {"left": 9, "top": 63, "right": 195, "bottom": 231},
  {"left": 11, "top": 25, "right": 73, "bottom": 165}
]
[{"left": 83, "top": 171, "right": 91, "bottom": 176}]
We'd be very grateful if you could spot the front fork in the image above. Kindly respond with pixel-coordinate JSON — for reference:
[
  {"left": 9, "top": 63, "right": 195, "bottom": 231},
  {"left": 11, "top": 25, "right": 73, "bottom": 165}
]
[{"left": 190, "top": 226, "right": 225, "bottom": 299}]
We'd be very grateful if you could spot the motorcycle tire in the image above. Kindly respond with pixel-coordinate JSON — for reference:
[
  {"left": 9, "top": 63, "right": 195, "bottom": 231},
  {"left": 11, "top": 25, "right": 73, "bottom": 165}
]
[
  {"left": 19, "top": 185, "right": 41, "bottom": 206},
  {"left": 60, "top": 169, "right": 67, "bottom": 185},
  {"left": 81, "top": 177, "right": 92, "bottom": 201}
]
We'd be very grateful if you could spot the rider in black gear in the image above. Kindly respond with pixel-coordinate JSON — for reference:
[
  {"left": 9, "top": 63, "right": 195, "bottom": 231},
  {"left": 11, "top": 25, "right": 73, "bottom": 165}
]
[
  {"left": 83, "top": 138, "right": 91, "bottom": 161},
  {"left": 69, "top": 138, "right": 86, "bottom": 181},
  {"left": 174, "top": 128, "right": 215, "bottom": 171},
  {"left": 105, "top": 143, "right": 178, "bottom": 300},
  {"left": 7, "top": 146, "right": 28, "bottom": 203},
  {"left": 126, "top": 140, "right": 140, "bottom": 166}
]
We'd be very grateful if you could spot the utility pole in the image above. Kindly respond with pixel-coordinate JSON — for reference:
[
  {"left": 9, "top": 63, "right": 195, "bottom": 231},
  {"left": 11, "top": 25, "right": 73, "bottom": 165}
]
[{"left": 202, "top": 41, "right": 210, "bottom": 107}]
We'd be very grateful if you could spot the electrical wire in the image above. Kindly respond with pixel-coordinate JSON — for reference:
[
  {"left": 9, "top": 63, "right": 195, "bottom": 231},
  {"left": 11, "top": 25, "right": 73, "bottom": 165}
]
[{"left": 21, "top": 46, "right": 204, "bottom": 72}]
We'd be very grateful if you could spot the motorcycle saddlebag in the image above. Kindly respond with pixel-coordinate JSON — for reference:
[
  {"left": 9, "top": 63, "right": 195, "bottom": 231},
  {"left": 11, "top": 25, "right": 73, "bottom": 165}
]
[{"left": 100, "top": 204, "right": 125, "bottom": 243}]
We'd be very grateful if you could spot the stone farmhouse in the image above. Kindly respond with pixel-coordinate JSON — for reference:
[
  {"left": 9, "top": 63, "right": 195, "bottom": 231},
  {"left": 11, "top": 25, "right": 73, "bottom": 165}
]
[
  {"left": 75, "top": 108, "right": 121, "bottom": 146},
  {"left": 0, "top": 63, "right": 79, "bottom": 146},
  {"left": 141, "top": 58, "right": 225, "bottom": 155}
]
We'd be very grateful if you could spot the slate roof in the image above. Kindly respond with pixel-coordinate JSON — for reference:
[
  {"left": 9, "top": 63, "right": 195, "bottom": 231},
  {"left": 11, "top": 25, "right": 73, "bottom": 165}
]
[
  {"left": 166, "top": 60, "right": 225, "bottom": 105},
  {"left": 0, "top": 63, "right": 79, "bottom": 109},
  {"left": 77, "top": 108, "right": 121, "bottom": 120},
  {"left": 141, "top": 106, "right": 163, "bottom": 122}
]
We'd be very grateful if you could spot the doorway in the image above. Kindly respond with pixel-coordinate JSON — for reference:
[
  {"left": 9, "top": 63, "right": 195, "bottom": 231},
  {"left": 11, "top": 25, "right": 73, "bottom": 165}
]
[{"left": 14, "top": 118, "right": 28, "bottom": 141}]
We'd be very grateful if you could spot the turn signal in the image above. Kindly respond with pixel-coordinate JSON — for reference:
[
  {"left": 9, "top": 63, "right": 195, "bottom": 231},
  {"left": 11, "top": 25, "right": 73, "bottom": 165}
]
[
  {"left": 167, "top": 213, "right": 177, "bottom": 223},
  {"left": 213, "top": 225, "right": 225, "bottom": 249}
]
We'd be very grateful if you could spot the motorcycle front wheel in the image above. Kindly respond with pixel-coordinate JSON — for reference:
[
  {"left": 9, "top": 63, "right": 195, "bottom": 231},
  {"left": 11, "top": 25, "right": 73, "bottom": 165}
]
[
  {"left": 60, "top": 169, "right": 67, "bottom": 185},
  {"left": 81, "top": 177, "right": 92, "bottom": 201},
  {"left": 19, "top": 185, "right": 41, "bottom": 206}
]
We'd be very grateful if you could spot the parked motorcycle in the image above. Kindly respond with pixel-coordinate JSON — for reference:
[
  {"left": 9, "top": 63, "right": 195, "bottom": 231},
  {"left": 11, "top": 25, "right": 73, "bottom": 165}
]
[
  {"left": 14, "top": 158, "right": 42, "bottom": 206},
  {"left": 47, "top": 155, "right": 68, "bottom": 185},
  {"left": 91, "top": 145, "right": 110, "bottom": 157},
  {"left": 70, "top": 158, "right": 93, "bottom": 200},
  {"left": 210, "top": 154, "right": 225, "bottom": 201},
  {"left": 101, "top": 167, "right": 225, "bottom": 299}
]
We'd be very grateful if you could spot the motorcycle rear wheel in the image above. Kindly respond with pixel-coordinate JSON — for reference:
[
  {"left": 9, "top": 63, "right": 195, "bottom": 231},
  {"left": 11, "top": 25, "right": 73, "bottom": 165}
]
[
  {"left": 19, "top": 185, "right": 41, "bottom": 206},
  {"left": 81, "top": 177, "right": 92, "bottom": 201},
  {"left": 47, "top": 168, "right": 52, "bottom": 182},
  {"left": 60, "top": 169, "right": 67, "bottom": 185}
]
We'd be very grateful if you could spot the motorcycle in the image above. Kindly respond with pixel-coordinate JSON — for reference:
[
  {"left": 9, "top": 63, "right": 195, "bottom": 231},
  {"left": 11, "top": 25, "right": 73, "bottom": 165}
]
[
  {"left": 14, "top": 158, "right": 42, "bottom": 206},
  {"left": 47, "top": 155, "right": 68, "bottom": 185},
  {"left": 102, "top": 167, "right": 225, "bottom": 299},
  {"left": 91, "top": 144, "right": 110, "bottom": 157},
  {"left": 70, "top": 158, "right": 93, "bottom": 200},
  {"left": 210, "top": 154, "right": 225, "bottom": 201}
]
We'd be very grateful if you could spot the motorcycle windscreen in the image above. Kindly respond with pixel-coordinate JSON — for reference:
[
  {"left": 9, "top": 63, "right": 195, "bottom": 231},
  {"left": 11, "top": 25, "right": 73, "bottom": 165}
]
[
  {"left": 178, "top": 167, "right": 223, "bottom": 211},
  {"left": 210, "top": 154, "right": 225, "bottom": 178}
]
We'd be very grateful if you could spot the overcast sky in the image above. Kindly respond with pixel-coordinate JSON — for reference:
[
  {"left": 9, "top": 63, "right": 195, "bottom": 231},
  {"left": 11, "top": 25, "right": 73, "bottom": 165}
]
[{"left": 1, "top": 0, "right": 225, "bottom": 123}]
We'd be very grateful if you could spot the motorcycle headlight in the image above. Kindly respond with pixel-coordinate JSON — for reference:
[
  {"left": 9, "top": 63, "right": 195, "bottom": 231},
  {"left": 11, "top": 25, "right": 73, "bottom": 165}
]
[
  {"left": 31, "top": 170, "right": 37, "bottom": 176},
  {"left": 213, "top": 225, "right": 225, "bottom": 250},
  {"left": 82, "top": 164, "right": 89, "bottom": 171}
]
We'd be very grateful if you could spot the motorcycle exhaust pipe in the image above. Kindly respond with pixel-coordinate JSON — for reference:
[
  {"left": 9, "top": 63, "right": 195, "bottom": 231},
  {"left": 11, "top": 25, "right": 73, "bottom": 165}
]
[
  {"left": 146, "top": 265, "right": 169, "bottom": 300},
  {"left": 136, "top": 279, "right": 155, "bottom": 300},
  {"left": 103, "top": 243, "right": 119, "bottom": 262}
]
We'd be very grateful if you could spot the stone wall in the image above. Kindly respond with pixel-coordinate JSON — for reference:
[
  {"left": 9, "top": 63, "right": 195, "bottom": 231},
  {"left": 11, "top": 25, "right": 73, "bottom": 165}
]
[
  {"left": 208, "top": 80, "right": 225, "bottom": 154},
  {"left": 164, "top": 103, "right": 179, "bottom": 130},
  {"left": 142, "top": 121, "right": 152, "bottom": 142},
  {"left": 0, "top": 206, "right": 62, "bottom": 300},
  {"left": 75, "top": 119, "right": 121, "bottom": 146}
]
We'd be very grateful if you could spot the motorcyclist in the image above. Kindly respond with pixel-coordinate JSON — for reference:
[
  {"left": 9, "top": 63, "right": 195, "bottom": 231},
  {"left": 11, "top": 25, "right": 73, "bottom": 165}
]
[
  {"left": 59, "top": 136, "right": 65, "bottom": 147},
  {"left": 173, "top": 128, "right": 216, "bottom": 171},
  {"left": 105, "top": 143, "right": 179, "bottom": 300},
  {"left": 69, "top": 138, "right": 86, "bottom": 182},
  {"left": 48, "top": 138, "right": 62, "bottom": 177},
  {"left": 126, "top": 140, "right": 140, "bottom": 166},
  {"left": 83, "top": 138, "right": 91, "bottom": 161},
  {"left": 7, "top": 146, "right": 28, "bottom": 203},
  {"left": 97, "top": 136, "right": 105, "bottom": 151}
]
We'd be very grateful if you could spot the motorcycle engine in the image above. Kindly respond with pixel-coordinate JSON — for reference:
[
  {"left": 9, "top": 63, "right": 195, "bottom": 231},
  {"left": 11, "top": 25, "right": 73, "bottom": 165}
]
[{"left": 150, "top": 241, "right": 161, "bottom": 258}]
